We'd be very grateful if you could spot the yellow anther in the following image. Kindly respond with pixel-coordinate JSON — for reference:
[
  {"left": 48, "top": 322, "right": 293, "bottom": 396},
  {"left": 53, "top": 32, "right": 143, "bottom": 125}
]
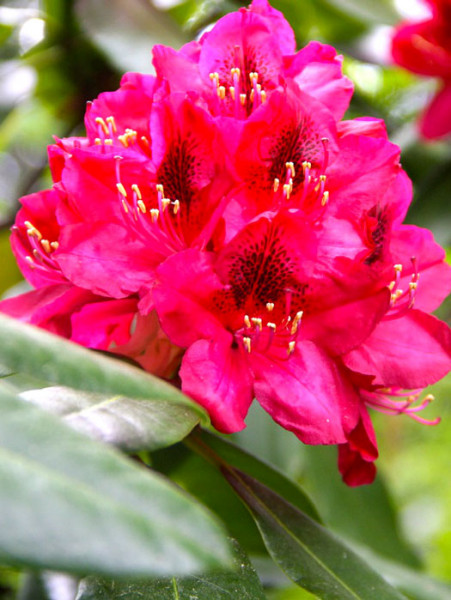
[
  {"left": 394, "top": 264, "right": 403, "bottom": 272},
  {"left": 231, "top": 67, "right": 241, "bottom": 78},
  {"left": 243, "top": 337, "right": 252, "bottom": 353},
  {"left": 173, "top": 200, "right": 180, "bottom": 215},
  {"left": 156, "top": 184, "right": 164, "bottom": 196},
  {"left": 32, "top": 249, "right": 40, "bottom": 259},
  {"left": 319, "top": 174, "right": 327, "bottom": 182},
  {"left": 40, "top": 239, "right": 51, "bottom": 254},
  {"left": 285, "top": 162, "right": 295, "bottom": 178},
  {"left": 150, "top": 209, "right": 159, "bottom": 223},
  {"left": 240, "top": 93, "right": 247, "bottom": 106},
  {"left": 104, "top": 139, "right": 113, "bottom": 145},
  {"left": 283, "top": 182, "right": 292, "bottom": 199},
  {"left": 267, "top": 322, "right": 276, "bottom": 331},
  {"left": 209, "top": 72, "right": 220, "bottom": 85},
  {"left": 121, "top": 199, "right": 129, "bottom": 214},
  {"left": 218, "top": 86, "right": 226, "bottom": 100},
  {"left": 95, "top": 138, "right": 102, "bottom": 145},
  {"left": 106, "top": 116, "right": 117, "bottom": 133},
  {"left": 244, "top": 315, "right": 251, "bottom": 328},
  {"left": 321, "top": 191, "right": 329, "bottom": 206},
  {"left": 287, "top": 340, "right": 296, "bottom": 356},
  {"left": 273, "top": 178, "right": 280, "bottom": 192},
  {"left": 251, "top": 317, "right": 262, "bottom": 331},
  {"left": 131, "top": 184, "right": 142, "bottom": 200},
  {"left": 260, "top": 90, "right": 267, "bottom": 103},
  {"left": 290, "top": 310, "right": 303, "bottom": 335},
  {"left": 137, "top": 200, "right": 146, "bottom": 213},
  {"left": 388, "top": 281, "right": 395, "bottom": 291},
  {"left": 118, "top": 135, "right": 129, "bottom": 147},
  {"left": 266, "top": 302, "right": 274, "bottom": 312},
  {"left": 229, "top": 86, "right": 235, "bottom": 100},
  {"left": 409, "top": 281, "right": 418, "bottom": 291},
  {"left": 24, "top": 221, "right": 42, "bottom": 240},
  {"left": 249, "top": 71, "right": 258, "bottom": 83},
  {"left": 95, "top": 117, "right": 109, "bottom": 135},
  {"left": 140, "top": 135, "right": 150, "bottom": 147},
  {"left": 250, "top": 89, "right": 255, "bottom": 102},
  {"left": 116, "top": 183, "right": 127, "bottom": 197},
  {"left": 302, "top": 161, "right": 311, "bottom": 172},
  {"left": 424, "top": 394, "right": 435, "bottom": 402},
  {"left": 25, "top": 256, "right": 35, "bottom": 267},
  {"left": 50, "top": 241, "right": 59, "bottom": 250},
  {"left": 162, "top": 198, "right": 171, "bottom": 211}
]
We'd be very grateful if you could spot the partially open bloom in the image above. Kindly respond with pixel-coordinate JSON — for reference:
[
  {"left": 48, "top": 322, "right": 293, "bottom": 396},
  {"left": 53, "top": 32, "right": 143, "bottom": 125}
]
[
  {"left": 392, "top": 0, "right": 451, "bottom": 139},
  {"left": 2, "top": 0, "right": 450, "bottom": 485}
]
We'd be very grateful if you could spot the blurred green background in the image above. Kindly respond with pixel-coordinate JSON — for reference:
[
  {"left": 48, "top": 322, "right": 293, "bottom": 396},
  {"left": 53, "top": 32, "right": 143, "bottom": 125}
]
[{"left": 0, "top": 0, "right": 449, "bottom": 598}]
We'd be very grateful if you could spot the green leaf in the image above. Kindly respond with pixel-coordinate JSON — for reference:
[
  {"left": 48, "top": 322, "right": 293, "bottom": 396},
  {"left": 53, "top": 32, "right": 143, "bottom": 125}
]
[
  {"left": 0, "top": 314, "right": 208, "bottom": 424},
  {"left": 223, "top": 468, "right": 407, "bottom": 600},
  {"left": 302, "top": 445, "right": 420, "bottom": 568},
  {"left": 19, "top": 385, "right": 202, "bottom": 453},
  {"left": 0, "top": 384, "right": 231, "bottom": 576},
  {"left": 190, "top": 429, "right": 320, "bottom": 522},
  {"left": 355, "top": 546, "right": 451, "bottom": 600},
  {"left": 76, "top": 538, "right": 266, "bottom": 600}
]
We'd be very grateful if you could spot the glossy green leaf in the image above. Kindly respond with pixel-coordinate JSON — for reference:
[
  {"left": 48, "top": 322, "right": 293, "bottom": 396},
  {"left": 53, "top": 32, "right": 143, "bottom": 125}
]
[
  {"left": 190, "top": 429, "right": 320, "bottom": 522},
  {"left": 19, "top": 385, "right": 202, "bottom": 453},
  {"left": 76, "top": 538, "right": 265, "bottom": 600},
  {"left": 224, "top": 468, "right": 407, "bottom": 600},
  {"left": 0, "top": 314, "right": 208, "bottom": 424},
  {"left": 0, "top": 384, "right": 231, "bottom": 576}
]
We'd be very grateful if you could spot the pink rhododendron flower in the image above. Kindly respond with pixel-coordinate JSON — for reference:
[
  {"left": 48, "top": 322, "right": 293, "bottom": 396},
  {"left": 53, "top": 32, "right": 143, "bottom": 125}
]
[
  {"left": 1, "top": 0, "right": 450, "bottom": 486},
  {"left": 392, "top": 0, "right": 451, "bottom": 138}
]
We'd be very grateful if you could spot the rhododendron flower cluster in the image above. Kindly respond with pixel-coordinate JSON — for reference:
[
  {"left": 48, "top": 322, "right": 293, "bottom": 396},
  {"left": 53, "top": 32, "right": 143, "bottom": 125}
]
[
  {"left": 2, "top": 0, "right": 450, "bottom": 486},
  {"left": 392, "top": 0, "right": 451, "bottom": 139}
]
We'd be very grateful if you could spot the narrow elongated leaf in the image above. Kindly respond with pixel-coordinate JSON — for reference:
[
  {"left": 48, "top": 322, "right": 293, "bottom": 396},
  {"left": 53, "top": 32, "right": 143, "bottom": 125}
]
[
  {"left": 0, "top": 315, "right": 207, "bottom": 422},
  {"left": 187, "top": 429, "right": 320, "bottom": 522},
  {"left": 0, "top": 385, "right": 231, "bottom": 576},
  {"left": 76, "top": 539, "right": 265, "bottom": 600},
  {"left": 20, "top": 385, "right": 200, "bottom": 452},
  {"left": 223, "top": 468, "right": 407, "bottom": 600}
]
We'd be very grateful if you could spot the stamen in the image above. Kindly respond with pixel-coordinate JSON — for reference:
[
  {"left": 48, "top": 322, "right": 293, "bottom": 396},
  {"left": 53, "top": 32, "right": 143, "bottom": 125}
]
[
  {"left": 24, "top": 221, "right": 42, "bottom": 240},
  {"left": 40, "top": 239, "right": 51, "bottom": 254},
  {"left": 173, "top": 200, "right": 180, "bottom": 215},
  {"left": 116, "top": 183, "right": 127, "bottom": 197},
  {"left": 251, "top": 317, "right": 262, "bottom": 332},
  {"left": 137, "top": 200, "right": 146, "bottom": 213},
  {"left": 131, "top": 184, "right": 142, "bottom": 200},
  {"left": 106, "top": 116, "right": 117, "bottom": 134},
  {"left": 287, "top": 340, "right": 296, "bottom": 356},
  {"left": 285, "top": 161, "right": 295, "bottom": 179},
  {"left": 95, "top": 117, "right": 109, "bottom": 136},
  {"left": 243, "top": 337, "right": 252, "bottom": 353},
  {"left": 266, "top": 302, "right": 274, "bottom": 312},
  {"left": 321, "top": 191, "right": 329, "bottom": 206},
  {"left": 50, "top": 241, "right": 59, "bottom": 250},
  {"left": 150, "top": 208, "right": 159, "bottom": 223},
  {"left": 240, "top": 93, "right": 246, "bottom": 106},
  {"left": 260, "top": 90, "right": 267, "bottom": 103},
  {"left": 218, "top": 86, "right": 226, "bottom": 100},
  {"left": 290, "top": 310, "right": 303, "bottom": 335},
  {"left": 244, "top": 315, "right": 251, "bottom": 328},
  {"left": 104, "top": 139, "right": 113, "bottom": 146},
  {"left": 273, "top": 178, "right": 280, "bottom": 192},
  {"left": 229, "top": 86, "right": 236, "bottom": 100}
]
